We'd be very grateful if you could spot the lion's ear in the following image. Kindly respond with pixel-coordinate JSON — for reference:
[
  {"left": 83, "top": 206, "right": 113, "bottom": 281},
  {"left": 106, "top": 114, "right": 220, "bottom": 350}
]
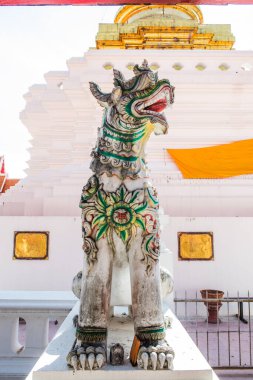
[
  {"left": 111, "top": 86, "right": 122, "bottom": 105},
  {"left": 89, "top": 82, "right": 113, "bottom": 107},
  {"left": 113, "top": 69, "right": 125, "bottom": 87}
]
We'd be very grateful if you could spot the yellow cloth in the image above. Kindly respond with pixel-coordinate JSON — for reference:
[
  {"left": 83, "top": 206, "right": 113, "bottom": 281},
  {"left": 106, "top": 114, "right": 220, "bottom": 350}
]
[{"left": 167, "top": 139, "right": 253, "bottom": 179}]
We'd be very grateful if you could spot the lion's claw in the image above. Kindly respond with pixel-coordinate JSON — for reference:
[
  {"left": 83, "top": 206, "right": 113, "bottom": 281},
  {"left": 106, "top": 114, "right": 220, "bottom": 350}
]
[
  {"left": 158, "top": 352, "right": 165, "bottom": 369},
  {"left": 88, "top": 353, "right": 95, "bottom": 370},
  {"left": 67, "top": 345, "right": 106, "bottom": 370},
  {"left": 79, "top": 353, "right": 86, "bottom": 370},
  {"left": 137, "top": 341, "right": 174, "bottom": 370},
  {"left": 166, "top": 353, "right": 174, "bottom": 370},
  {"left": 96, "top": 353, "right": 105, "bottom": 368},
  {"left": 150, "top": 352, "right": 157, "bottom": 370},
  {"left": 70, "top": 355, "right": 78, "bottom": 372},
  {"left": 141, "top": 352, "right": 149, "bottom": 370}
]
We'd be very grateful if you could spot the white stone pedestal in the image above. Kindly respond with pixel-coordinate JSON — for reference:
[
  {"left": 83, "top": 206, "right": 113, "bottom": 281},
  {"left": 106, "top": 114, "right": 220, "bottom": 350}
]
[{"left": 26, "top": 303, "right": 219, "bottom": 380}]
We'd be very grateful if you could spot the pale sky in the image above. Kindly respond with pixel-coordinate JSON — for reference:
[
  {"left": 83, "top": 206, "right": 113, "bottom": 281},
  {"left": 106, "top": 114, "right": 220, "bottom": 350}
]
[{"left": 1, "top": 5, "right": 253, "bottom": 178}]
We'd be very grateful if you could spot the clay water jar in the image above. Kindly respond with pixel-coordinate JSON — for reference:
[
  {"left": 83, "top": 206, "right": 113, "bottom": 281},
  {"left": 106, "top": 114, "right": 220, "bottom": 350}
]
[{"left": 200, "top": 289, "right": 224, "bottom": 324}]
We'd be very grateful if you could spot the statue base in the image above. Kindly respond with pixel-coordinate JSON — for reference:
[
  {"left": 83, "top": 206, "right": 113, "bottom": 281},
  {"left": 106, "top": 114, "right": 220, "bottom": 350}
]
[{"left": 26, "top": 302, "right": 219, "bottom": 380}]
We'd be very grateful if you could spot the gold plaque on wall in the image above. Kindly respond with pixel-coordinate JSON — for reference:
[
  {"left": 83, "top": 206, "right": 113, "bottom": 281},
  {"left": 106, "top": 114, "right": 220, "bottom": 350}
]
[
  {"left": 178, "top": 232, "right": 213, "bottom": 261},
  {"left": 13, "top": 232, "right": 49, "bottom": 260}
]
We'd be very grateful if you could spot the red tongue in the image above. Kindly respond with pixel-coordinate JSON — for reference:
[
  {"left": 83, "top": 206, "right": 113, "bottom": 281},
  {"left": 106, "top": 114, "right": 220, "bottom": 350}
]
[{"left": 145, "top": 99, "right": 167, "bottom": 112}]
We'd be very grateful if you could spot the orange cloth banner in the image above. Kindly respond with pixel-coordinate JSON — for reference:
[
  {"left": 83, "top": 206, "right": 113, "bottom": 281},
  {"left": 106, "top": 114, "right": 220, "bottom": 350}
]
[{"left": 167, "top": 139, "right": 253, "bottom": 179}]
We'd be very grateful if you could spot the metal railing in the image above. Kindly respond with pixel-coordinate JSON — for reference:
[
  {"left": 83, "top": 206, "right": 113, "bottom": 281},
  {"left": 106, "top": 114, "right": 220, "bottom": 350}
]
[{"left": 174, "top": 291, "right": 253, "bottom": 369}]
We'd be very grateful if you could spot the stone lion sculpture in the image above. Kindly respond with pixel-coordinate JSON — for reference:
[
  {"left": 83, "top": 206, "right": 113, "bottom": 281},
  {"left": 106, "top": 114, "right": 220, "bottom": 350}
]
[{"left": 67, "top": 60, "right": 175, "bottom": 371}]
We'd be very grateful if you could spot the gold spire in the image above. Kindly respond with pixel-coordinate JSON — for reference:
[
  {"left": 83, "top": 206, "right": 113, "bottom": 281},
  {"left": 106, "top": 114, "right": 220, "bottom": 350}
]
[
  {"left": 114, "top": 5, "right": 203, "bottom": 24},
  {"left": 96, "top": 4, "right": 235, "bottom": 50}
]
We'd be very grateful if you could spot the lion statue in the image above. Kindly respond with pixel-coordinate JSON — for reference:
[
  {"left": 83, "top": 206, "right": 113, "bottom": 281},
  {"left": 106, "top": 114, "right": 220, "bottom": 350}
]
[{"left": 67, "top": 60, "right": 175, "bottom": 371}]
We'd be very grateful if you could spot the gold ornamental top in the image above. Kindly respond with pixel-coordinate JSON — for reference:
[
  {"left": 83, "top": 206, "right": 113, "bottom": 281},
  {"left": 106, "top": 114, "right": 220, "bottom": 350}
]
[{"left": 96, "top": 4, "right": 235, "bottom": 50}]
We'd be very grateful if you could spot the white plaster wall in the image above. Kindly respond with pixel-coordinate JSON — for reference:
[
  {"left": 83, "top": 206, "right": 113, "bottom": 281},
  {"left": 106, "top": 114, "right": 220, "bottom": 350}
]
[
  {"left": 164, "top": 217, "right": 253, "bottom": 296},
  {"left": 0, "top": 217, "right": 83, "bottom": 291},
  {"left": 0, "top": 215, "right": 172, "bottom": 294},
  {"left": 1, "top": 215, "right": 252, "bottom": 299}
]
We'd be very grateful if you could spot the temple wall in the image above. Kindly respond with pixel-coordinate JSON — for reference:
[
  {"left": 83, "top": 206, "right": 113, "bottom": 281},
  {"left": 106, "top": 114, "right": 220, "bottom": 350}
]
[
  {"left": 0, "top": 217, "right": 83, "bottom": 291},
  {"left": 0, "top": 215, "right": 252, "bottom": 302},
  {"left": 166, "top": 217, "right": 253, "bottom": 297}
]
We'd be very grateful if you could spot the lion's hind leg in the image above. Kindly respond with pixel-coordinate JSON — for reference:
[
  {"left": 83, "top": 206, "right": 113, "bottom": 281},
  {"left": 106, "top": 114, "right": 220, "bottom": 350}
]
[
  {"left": 128, "top": 233, "right": 174, "bottom": 370},
  {"left": 67, "top": 241, "right": 113, "bottom": 371}
]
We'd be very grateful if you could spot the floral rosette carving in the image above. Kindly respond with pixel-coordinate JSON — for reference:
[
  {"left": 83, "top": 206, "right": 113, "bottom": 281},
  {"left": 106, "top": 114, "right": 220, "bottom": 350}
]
[{"left": 79, "top": 175, "right": 160, "bottom": 272}]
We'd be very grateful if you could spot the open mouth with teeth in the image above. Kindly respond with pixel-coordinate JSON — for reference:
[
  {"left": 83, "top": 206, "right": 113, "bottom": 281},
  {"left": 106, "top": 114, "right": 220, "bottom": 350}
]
[{"left": 131, "top": 83, "right": 174, "bottom": 126}]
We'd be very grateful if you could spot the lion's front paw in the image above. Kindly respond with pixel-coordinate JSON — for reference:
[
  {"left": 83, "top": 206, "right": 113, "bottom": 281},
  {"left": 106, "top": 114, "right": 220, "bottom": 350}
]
[
  {"left": 67, "top": 345, "right": 106, "bottom": 371},
  {"left": 137, "top": 342, "right": 174, "bottom": 370}
]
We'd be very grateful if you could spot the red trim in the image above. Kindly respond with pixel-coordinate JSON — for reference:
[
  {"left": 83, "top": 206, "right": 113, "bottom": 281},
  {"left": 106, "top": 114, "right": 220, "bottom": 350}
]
[
  {"left": 1, "top": 0, "right": 253, "bottom": 5},
  {"left": 2, "top": 178, "right": 19, "bottom": 193},
  {"left": 0, "top": 176, "right": 6, "bottom": 193},
  {"left": 0, "top": 159, "right": 5, "bottom": 174}
]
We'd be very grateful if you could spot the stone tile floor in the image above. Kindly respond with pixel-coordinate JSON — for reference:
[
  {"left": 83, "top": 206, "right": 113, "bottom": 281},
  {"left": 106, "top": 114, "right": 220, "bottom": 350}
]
[
  {"left": 18, "top": 318, "right": 253, "bottom": 380},
  {"left": 216, "top": 370, "right": 253, "bottom": 379},
  {"left": 180, "top": 317, "right": 253, "bottom": 380},
  {"left": 181, "top": 318, "right": 253, "bottom": 368}
]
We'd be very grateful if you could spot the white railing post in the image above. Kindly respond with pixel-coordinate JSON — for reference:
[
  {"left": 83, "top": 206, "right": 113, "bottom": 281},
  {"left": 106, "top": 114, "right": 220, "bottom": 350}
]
[
  {"left": 21, "top": 314, "right": 49, "bottom": 357},
  {"left": 0, "top": 313, "right": 23, "bottom": 356},
  {"left": 0, "top": 291, "right": 77, "bottom": 379}
]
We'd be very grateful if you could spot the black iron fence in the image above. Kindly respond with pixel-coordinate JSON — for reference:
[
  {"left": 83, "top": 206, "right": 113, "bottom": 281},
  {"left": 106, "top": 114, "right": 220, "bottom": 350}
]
[{"left": 174, "top": 291, "right": 253, "bottom": 369}]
